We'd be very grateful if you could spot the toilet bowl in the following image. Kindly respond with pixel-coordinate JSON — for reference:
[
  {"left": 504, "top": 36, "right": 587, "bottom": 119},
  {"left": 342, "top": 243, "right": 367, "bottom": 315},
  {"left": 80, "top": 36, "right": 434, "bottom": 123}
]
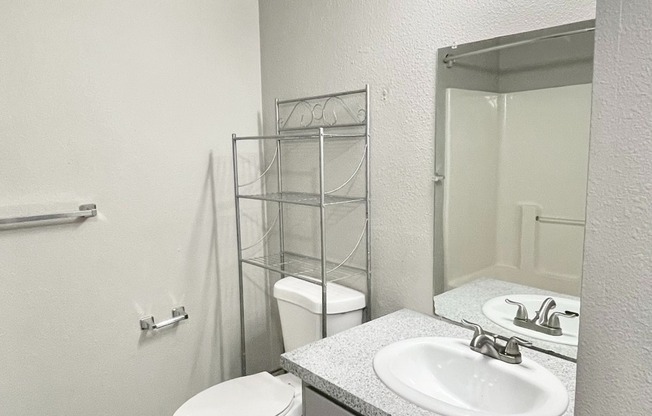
[
  {"left": 173, "top": 277, "right": 365, "bottom": 416},
  {"left": 174, "top": 371, "right": 302, "bottom": 416}
]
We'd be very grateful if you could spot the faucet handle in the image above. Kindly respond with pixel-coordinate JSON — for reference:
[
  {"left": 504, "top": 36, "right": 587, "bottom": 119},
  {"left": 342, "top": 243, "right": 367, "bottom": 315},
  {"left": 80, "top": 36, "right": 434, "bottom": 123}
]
[
  {"left": 505, "top": 299, "right": 529, "bottom": 320},
  {"left": 504, "top": 336, "right": 533, "bottom": 356},
  {"left": 460, "top": 319, "right": 485, "bottom": 338},
  {"left": 546, "top": 310, "right": 579, "bottom": 329}
]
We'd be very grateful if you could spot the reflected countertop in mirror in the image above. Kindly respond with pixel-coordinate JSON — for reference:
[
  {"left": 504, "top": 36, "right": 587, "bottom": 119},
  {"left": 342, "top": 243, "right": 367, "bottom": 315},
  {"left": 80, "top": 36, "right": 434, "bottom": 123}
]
[{"left": 434, "top": 278, "right": 579, "bottom": 359}]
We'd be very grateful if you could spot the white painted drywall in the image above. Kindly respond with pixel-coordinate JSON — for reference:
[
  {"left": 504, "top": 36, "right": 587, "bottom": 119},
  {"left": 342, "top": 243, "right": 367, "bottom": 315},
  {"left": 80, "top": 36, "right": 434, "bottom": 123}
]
[
  {"left": 575, "top": 0, "right": 652, "bottom": 413},
  {"left": 0, "top": 1, "right": 262, "bottom": 415},
  {"left": 258, "top": 0, "right": 596, "bottom": 317}
]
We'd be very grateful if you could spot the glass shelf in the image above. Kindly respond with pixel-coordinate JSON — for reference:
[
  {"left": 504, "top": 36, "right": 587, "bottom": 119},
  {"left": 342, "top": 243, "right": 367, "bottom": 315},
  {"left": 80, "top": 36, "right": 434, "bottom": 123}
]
[
  {"left": 241, "top": 251, "right": 366, "bottom": 284},
  {"left": 238, "top": 191, "right": 366, "bottom": 207}
]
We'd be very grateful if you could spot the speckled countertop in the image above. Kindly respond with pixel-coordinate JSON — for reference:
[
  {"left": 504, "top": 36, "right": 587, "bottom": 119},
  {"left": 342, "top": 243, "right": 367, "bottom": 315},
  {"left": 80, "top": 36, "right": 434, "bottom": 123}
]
[
  {"left": 433, "top": 278, "right": 579, "bottom": 359},
  {"left": 281, "top": 309, "right": 576, "bottom": 416}
]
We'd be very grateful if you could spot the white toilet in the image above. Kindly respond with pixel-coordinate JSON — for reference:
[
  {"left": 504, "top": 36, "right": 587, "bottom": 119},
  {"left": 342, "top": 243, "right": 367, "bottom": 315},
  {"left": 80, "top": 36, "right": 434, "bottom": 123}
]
[{"left": 174, "top": 276, "right": 366, "bottom": 416}]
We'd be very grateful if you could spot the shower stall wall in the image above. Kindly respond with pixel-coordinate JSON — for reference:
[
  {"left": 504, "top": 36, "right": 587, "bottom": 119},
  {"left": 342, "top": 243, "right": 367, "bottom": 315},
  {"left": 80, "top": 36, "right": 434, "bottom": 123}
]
[{"left": 443, "top": 84, "right": 593, "bottom": 295}]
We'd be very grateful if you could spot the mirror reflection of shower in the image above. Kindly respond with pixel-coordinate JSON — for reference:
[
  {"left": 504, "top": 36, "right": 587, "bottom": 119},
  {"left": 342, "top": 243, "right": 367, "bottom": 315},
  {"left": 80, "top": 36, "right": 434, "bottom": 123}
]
[
  {"left": 444, "top": 85, "right": 591, "bottom": 295},
  {"left": 435, "top": 21, "right": 595, "bottom": 297}
]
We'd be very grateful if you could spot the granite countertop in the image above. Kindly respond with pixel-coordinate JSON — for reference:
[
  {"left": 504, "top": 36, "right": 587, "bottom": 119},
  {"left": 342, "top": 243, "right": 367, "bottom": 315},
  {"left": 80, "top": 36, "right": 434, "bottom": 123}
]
[
  {"left": 433, "top": 278, "right": 579, "bottom": 359},
  {"left": 281, "top": 309, "right": 576, "bottom": 416}
]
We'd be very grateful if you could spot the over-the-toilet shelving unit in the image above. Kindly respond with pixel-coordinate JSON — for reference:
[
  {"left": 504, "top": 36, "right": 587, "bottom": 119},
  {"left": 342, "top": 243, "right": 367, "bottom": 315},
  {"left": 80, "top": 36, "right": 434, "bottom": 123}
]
[{"left": 232, "top": 85, "right": 371, "bottom": 375}]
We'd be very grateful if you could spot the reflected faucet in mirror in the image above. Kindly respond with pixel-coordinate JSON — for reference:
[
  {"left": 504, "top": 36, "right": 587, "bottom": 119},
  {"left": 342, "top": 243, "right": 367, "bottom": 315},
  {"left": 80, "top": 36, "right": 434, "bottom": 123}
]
[{"left": 505, "top": 297, "right": 579, "bottom": 336}]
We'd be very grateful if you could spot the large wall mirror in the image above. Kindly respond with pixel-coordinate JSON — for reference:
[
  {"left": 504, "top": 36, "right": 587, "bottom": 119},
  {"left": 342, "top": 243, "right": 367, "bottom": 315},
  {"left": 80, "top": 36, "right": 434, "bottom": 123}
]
[{"left": 433, "top": 20, "right": 595, "bottom": 360}]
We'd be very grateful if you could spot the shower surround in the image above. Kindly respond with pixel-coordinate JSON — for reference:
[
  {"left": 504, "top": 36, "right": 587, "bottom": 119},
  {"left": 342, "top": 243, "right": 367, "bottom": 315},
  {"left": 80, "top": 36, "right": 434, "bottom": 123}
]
[{"left": 443, "top": 84, "right": 592, "bottom": 295}]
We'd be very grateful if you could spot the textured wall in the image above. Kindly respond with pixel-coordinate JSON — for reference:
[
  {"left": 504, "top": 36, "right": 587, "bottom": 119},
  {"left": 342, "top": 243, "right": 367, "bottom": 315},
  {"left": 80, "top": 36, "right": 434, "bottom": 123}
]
[
  {"left": 259, "top": 0, "right": 596, "bottom": 317},
  {"left": 0, "top": 1, "right": 262, "bottom": 415},
  {"left": 576, "top": 0, "right": 652, "bottom": 413}
]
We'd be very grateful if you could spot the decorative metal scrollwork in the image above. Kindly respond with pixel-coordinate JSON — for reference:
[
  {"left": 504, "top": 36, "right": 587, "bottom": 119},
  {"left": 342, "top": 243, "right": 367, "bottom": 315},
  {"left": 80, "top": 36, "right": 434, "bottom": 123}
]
[{"left": 278, "top": 92, "right": 367, "bottom": 131}]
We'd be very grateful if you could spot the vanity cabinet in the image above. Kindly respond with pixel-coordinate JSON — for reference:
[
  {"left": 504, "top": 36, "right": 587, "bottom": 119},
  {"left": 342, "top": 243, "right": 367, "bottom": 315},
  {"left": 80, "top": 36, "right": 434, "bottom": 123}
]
[{"left": 303, "top": 384, "right": 362, "bottom": 416}]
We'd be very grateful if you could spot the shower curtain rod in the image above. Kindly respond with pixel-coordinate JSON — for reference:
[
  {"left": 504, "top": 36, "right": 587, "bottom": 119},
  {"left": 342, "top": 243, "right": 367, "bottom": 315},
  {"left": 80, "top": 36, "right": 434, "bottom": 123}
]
[{"left": 443, "top": 27, "right": 595, "bottom": 67}]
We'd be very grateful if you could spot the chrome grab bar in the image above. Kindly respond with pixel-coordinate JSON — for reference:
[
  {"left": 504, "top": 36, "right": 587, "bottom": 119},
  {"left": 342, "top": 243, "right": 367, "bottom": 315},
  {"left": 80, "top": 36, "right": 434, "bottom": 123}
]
[
  {"left": 0, "top": 204, "right": 97, "bottom": 225},
  {"left": 140, "top": 307, "right": 188, "bottom": 331},
  {"left": 536, "top": 215, "right": 585, "bottom": 227}
]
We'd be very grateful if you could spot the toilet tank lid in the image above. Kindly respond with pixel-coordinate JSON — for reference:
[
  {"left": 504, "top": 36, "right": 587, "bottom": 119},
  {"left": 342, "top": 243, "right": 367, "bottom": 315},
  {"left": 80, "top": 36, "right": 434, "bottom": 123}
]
[{"left": 273, "top": 277, "right": 366, "bottom": 314}]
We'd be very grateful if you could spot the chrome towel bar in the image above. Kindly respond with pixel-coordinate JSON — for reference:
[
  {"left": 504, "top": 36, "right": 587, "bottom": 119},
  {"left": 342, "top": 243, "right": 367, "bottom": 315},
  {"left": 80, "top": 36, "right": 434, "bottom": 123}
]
[
  {"left": 140, "top": 307, "right": 188, "bottom": 331},
  {"left": 0, "top": 204, "right": 97, "bottom": 225}
]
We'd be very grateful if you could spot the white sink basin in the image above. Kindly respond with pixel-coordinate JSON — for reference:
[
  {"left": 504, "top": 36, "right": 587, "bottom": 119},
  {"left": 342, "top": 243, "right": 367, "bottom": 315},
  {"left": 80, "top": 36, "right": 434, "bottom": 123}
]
[
  {"left": 373, "top": 337, "right": 569, "bottom": 416},
  {"left": 482, "top": 295, "right": 580, "bottom": 346}
]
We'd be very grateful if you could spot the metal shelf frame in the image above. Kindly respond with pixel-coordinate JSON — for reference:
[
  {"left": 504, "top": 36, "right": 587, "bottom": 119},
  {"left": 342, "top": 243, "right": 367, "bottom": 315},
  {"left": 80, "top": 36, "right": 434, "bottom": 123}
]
[
  {"left": 242, "top": 251, "right": 367, "bottom": 285},
  {"left": 237, "top": 191, "right": 366, "bottom": 207},
  {"left": 232, "top": 85, "right": 371, "bottom": 376}
]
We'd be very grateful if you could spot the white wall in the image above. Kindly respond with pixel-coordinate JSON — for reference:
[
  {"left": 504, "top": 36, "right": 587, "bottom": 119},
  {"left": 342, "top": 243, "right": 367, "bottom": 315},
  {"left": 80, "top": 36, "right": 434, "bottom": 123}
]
[
  {"left": 0, "top": 1, "right": 262, "bottom": 415},
  {"left": 576, "top": 0, "right": 652, "bottom": 413}
]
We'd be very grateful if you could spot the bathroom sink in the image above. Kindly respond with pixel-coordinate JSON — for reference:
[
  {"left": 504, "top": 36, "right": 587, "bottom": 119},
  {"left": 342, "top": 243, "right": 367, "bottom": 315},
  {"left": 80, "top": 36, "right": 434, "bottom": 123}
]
[
  {"left": 482, "top": 294, "right": 580, "bottom": 346},
  {"left": 373, "top": 337, "right": 569, "bottom": 416}
]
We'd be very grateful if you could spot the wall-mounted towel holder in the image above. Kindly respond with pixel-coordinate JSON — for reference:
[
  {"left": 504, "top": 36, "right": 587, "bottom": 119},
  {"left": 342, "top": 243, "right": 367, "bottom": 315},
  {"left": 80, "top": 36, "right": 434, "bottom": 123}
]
[
  {"left": 0, "top": 204, "right": 97, "bottom": 226},
  {"left": 140, "top": 306, "right": 188, "bottom": 331}
]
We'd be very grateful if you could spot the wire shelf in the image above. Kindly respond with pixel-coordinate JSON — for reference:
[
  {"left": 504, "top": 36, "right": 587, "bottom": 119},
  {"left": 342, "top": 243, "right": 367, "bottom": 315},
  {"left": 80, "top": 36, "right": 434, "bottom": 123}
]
[
  {"left": 238, "top": 191, "right": 365, "bottom": 207},
  {"left": 233, "top": 133, "right": 367, "bottom": 141},
  {"left": 242, "top": 252, "right": 366, "bottom": 284},
  {"left": 232, "top": 85, "right": 371, "bottom": 374}
]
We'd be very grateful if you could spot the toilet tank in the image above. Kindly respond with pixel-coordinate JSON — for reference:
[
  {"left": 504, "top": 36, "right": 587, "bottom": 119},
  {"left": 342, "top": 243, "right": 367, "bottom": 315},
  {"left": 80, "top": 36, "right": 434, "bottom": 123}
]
[{"left": 273, "top": 277, "right": 366, "bottom": 352}]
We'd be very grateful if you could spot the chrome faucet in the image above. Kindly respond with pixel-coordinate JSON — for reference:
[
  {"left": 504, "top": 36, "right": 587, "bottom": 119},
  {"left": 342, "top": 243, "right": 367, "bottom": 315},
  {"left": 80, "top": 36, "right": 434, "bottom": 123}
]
[
  {"left": 505, "top": 297, "right": 579, "bottom": 336},
  {"left": 461, "top": 320, "right": 532, "bottom": 364}
]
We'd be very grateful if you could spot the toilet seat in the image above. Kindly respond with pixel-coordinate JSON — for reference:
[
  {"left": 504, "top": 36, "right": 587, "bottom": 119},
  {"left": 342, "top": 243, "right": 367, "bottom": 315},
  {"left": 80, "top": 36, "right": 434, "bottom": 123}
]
[{"left": 174, "top": 372, "right": 295, "bottom": 416}]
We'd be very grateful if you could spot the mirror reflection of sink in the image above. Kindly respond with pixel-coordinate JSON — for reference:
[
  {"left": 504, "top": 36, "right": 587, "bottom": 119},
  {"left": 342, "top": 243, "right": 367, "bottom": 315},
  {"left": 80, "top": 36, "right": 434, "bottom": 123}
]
[
  {"left": 483, "top": 294, "right": 580, "bottom": 346},
  {"left": 373, "top": 337, "right": 569, "bottom": 416}
]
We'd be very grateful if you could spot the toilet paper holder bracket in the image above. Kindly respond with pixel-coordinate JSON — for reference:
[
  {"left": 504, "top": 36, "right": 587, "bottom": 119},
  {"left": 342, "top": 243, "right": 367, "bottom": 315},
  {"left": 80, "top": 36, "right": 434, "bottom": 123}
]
[{"left": 140, "top": 306, "right": 188, "bottom": 331}]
